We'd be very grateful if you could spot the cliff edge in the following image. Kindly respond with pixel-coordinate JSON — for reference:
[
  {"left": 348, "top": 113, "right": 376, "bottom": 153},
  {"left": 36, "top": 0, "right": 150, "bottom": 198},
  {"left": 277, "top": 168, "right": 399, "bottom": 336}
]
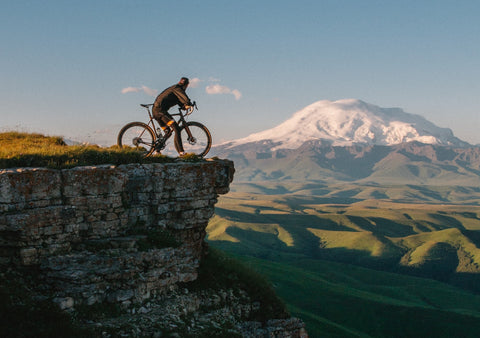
[{"left": 0, "top": 159, "right": 307, "bottom": 337}]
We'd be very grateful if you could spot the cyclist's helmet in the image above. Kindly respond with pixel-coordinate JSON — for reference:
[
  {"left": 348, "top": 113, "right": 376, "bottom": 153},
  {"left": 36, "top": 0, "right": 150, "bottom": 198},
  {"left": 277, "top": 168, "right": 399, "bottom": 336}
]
[{"left": 179, "top": 77, "right": 189, "bottom": 88}]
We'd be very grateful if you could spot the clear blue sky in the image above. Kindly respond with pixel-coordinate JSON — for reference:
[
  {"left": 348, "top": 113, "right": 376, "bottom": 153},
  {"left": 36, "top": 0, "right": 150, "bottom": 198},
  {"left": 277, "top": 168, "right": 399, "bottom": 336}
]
[{"left": 2, "top": 0, "right": 480, "bottom": 145}]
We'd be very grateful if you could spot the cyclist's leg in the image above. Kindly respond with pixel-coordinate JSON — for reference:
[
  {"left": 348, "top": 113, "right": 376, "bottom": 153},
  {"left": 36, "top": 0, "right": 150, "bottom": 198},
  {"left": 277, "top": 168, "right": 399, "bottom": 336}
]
[
  {"left": 153, "top": 108, "right": 169, "bottom": 131},
  {"left": 155, "top": 112, "right": 172, "bottom": 134},
  {"left": 160, "top": 112, "right": 184, "bottom": 154},
  {"left": 157, "top": 119, "right": 167, "bottom": 129},
  {"left": 170, "top": 122, "right": 184, "bottom": 154}
]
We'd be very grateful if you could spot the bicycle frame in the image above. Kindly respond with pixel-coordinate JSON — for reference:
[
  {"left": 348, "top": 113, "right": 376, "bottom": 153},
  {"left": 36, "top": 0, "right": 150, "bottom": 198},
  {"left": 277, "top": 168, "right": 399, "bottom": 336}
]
[
  {"left": 140, "top": 104, "right": 196, "bottom": 141},
  {"left": 118, "top": 101, "right": 211, "bottom": 157}
]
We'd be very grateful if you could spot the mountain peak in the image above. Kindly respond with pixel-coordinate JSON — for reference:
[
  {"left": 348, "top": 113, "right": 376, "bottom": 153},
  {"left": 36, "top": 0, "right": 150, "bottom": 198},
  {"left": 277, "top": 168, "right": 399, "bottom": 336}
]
[{"left": 226, "top": 99, "right": 468, "bottom": 150}]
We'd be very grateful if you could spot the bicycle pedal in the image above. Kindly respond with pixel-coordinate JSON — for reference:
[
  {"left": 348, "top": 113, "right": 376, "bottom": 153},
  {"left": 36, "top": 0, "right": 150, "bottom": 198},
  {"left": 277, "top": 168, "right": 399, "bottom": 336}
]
[{"left": 154, "top": 140, "right": 166, "bottom": 151}]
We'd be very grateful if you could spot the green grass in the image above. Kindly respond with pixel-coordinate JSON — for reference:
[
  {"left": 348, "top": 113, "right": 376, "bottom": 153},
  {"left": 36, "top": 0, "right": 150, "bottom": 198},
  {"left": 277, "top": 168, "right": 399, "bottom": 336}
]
[
  {"left": 210, "top": 187, "right": 480, "bottom": 277},
  {"left": 230, "top": 181, "right": 480, "bottom": 205},
  {"left": 187, "top": 247, "right": 288, "bottom": 322},
  {"left": 221, "top": 254, "right": 480, "bottom": 338},
  {"left": 0, "top": 131, "right": 203, "bottom": 169},
  {"left": 208, "top": 183, "right": 480, "bottom": 336}
]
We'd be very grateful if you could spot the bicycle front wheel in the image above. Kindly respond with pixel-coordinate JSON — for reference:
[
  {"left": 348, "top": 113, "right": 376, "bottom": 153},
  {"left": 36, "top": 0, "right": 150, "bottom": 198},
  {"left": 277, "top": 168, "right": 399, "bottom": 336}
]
[
  {"left": 176, "top": 122, "right": 212, "bottom": 157},
  {"left": 117, "top": 122, "right": 156, "bottom": 157}
]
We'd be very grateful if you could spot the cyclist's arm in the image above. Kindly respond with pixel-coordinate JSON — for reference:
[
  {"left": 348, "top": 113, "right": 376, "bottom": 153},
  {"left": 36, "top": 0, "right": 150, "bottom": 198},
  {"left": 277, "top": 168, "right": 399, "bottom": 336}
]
[{"left": 173, "top": 87, "right": 192, "bottom": 108}]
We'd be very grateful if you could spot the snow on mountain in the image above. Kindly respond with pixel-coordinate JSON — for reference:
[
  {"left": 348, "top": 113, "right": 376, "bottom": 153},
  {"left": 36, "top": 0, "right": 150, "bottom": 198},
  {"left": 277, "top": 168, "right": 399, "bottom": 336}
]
[{"left": 225, "top": 99, "right": 468, "bottom": 150}]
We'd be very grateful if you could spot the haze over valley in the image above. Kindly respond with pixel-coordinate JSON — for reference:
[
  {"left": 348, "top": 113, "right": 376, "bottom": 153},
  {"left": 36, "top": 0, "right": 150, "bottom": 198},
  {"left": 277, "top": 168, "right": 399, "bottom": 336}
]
[{"left": 207, "top": 99, "right": 480, "bottom": 336}]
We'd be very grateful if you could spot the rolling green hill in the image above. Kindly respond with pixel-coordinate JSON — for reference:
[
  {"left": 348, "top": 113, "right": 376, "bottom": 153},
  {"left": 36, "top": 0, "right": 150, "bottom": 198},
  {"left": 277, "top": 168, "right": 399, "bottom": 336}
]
[
  {"left": 234, "top": 256, "right": 480, "bottom": 337},
  {"left": 207, "top": 181, "right": 480, "bottom": 336}
]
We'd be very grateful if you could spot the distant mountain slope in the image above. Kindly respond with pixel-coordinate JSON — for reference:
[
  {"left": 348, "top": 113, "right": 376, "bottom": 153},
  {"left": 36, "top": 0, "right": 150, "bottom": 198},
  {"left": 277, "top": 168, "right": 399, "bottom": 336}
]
[
  {"left": 222, "top": 99, "right": 469, "bottom": 150},
  {"left": 212, "top": 99, "right": 479, "bottom": 184},
  {"left": 214, "top": 140, "right": 480, "bottom": 184}
]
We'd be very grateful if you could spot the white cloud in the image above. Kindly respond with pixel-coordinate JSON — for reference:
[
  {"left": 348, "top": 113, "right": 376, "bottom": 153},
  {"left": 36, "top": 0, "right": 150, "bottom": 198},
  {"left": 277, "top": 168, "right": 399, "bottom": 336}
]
[
  {"left": 121, "top": 87, "right": 140, "bottom": 94},
  {"left": 121, "top": 86, "right": 157, "bottom": 96},
  {"left": 206, "top": 84, "right": 231, "bottom": 95},
  {"left": 189, "top": 77, "right": 201, "bottom": 88},
  {"left": 205, "top": 84, "right": 242, "bottom": 100},
  {"left": 231, "top": 89, "right": 242, "bottom": 100},
  {"left": 141, "top": 86, "right": 157, "bottom": 96}
]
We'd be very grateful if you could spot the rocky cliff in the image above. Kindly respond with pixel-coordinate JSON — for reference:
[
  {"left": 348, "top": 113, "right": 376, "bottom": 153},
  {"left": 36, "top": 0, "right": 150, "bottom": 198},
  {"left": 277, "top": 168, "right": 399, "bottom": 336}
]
[{"left": 0, "top": 160, "right": 307, "bottom": 337}]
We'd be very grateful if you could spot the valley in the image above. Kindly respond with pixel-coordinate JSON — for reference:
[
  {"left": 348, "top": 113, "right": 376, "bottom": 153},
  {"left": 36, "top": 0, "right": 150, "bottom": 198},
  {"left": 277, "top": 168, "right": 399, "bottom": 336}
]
[
  {"left": 207, "top": 181, "right": 480, "bottom": 336},
  {"left": 206, "top": 99, "right": 480, "bottom": 336}
]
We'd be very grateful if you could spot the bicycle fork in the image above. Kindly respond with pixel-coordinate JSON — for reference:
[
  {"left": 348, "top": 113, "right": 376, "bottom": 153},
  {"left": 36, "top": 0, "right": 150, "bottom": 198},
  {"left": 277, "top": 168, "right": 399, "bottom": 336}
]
[{"left": 183, "top": 125, "right": 196, "bottom": 144}]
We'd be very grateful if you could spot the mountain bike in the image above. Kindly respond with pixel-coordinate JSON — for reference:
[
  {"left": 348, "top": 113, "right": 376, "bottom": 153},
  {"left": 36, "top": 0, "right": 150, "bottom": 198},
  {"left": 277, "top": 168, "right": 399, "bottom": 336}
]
[{"left": 117, "top": 101, "right": 212, "bottom": 157}]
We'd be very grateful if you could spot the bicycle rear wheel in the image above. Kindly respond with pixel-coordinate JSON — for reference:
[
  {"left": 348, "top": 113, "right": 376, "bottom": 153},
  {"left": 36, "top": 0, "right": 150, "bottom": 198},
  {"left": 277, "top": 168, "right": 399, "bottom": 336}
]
[
  {"left": 176, "top": 122, "right": 212, "bottom": 157},
  {"left": 117, "top": 122, "right": 156, "bottom": 157}
]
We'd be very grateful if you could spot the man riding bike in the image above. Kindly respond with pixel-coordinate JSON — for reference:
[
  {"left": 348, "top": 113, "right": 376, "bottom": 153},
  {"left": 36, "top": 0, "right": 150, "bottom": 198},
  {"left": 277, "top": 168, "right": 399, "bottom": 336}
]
[{"left": 152, "top": 77, "right": 193, "bottom": 156}]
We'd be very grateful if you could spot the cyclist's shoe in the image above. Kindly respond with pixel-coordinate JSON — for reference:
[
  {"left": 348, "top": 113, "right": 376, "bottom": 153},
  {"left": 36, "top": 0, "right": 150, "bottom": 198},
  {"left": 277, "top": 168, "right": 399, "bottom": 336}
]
[{"left": 174, "top": 152, "right": 187, "bottom": 162}]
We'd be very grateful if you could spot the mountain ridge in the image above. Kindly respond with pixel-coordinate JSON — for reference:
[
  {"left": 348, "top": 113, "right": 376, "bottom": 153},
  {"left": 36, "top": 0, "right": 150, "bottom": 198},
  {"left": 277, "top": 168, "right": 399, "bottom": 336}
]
[
  {"left": 222, "top": 99, "right": 470, "bottom": 149},
  {"left": 212, "top": 99, "right": 479, "bottom": 184},
  {"left": 213, "top": 139, "right": 480, "bottom": 184}
]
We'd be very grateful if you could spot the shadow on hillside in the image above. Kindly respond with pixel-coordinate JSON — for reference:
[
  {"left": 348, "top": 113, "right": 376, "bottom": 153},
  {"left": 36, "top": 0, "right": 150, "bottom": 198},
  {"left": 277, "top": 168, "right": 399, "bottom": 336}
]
[
  {"left": 463, "top": 229, "right": 480, "bottom": 248},
  {"left": 212, "top": 202, "right": 480, "bottom": 296},
  {"left": 347, "top": 216, "right": 416, "bottom": 237},
  {"left": 311, "top": 145, "right": 392, "bottom": 179},
  {"left": 215, "top": 225, "right": 404, "bottom": 270},
  {"left": 280, "top": 196, "right": 363, "bottom": 205},
  {"left": 428, "top": 213, "right": 466, "bottom": 230},
  {"left": 215, "top": 208, "right": 355, "bottom": 232},
  {"left": 240, "top": 183, "right": 291, "bottom": 195},
  {"left": 406, "top": 185, "right": 449, "bottom": 202},
  {"left": 394, "top": 266, "right": 480, "bottom": 294},
  {"left": 210, "top": 225, "right": 480, "bottom": 295},
  {"left": 224, "top": 227, "right": 299, "bottom": 258}
]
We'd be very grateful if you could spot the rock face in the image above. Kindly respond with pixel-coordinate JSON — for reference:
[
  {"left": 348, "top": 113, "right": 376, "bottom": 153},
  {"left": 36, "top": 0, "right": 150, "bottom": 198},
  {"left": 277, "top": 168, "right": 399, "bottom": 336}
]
[{"left": 0, "top": 160, "right": 307, "bottom": 337}]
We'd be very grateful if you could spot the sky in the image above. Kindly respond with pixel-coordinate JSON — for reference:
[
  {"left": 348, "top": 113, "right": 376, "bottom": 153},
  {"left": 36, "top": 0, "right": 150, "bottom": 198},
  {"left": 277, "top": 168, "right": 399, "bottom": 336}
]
[{"left": 1, "top": 0, "right": 480, "bottom": 146}]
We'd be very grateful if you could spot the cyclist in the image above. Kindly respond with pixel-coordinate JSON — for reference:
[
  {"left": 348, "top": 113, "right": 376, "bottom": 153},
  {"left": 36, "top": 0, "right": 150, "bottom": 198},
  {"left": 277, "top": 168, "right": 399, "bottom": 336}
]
[{"left": 152, "top": 77, "right": 193, "bottom": 155}]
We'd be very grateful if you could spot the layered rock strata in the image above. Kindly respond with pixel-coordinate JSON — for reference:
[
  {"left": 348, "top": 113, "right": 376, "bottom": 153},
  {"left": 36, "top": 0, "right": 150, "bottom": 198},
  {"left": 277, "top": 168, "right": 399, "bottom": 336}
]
[
  {"left": 0, "top": 160, "right": 233, "bottom": 305},
  {"left": 0, "top": 160, "right": 307, "bottom": 337}
]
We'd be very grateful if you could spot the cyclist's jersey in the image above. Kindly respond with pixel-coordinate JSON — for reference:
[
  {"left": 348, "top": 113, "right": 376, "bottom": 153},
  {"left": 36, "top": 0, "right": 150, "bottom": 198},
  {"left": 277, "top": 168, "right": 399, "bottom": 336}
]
[{"left": 153, "top": 84, "right": 191, "bottom": 115}]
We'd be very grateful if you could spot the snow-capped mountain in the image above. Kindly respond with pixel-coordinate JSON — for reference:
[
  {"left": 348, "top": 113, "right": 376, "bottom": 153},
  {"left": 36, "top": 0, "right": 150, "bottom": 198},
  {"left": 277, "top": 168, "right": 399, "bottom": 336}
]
[
  {"left": 223, "top": 99, "right": 469, "bottom": 150},
  {"left": 211, "top": 99, "right": 480, "bottom": 184}
]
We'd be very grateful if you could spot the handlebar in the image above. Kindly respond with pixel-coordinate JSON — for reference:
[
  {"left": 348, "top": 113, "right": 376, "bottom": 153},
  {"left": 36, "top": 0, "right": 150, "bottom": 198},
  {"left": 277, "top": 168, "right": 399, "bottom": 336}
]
[{"left": 179, "top": 101, "right": 197, "bottom": 116}]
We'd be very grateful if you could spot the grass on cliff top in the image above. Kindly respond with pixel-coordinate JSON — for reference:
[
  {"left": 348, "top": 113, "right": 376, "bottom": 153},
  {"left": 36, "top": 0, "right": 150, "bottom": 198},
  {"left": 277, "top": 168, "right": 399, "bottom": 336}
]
[{"left": 0, "top": 131, "right": 203, "bottom": 169}]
